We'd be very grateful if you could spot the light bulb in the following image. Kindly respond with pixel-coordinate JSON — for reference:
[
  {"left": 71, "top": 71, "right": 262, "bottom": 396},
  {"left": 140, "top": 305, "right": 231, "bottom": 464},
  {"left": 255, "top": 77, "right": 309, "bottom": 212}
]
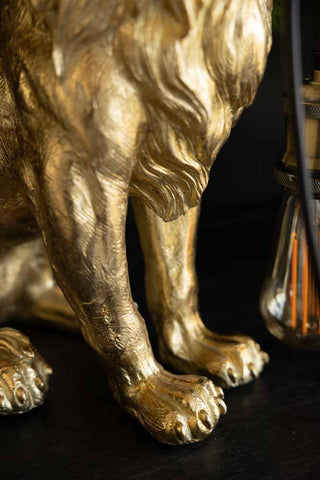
[{"left": 261, "top": 63, "right": 320, "bottom": 349}]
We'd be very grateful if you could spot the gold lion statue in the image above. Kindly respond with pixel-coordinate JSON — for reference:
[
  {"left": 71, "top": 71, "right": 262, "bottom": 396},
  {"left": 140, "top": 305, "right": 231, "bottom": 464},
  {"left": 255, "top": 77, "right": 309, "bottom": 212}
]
[{"left": 0, "top": 0, "right": 272, "bottom": 444}]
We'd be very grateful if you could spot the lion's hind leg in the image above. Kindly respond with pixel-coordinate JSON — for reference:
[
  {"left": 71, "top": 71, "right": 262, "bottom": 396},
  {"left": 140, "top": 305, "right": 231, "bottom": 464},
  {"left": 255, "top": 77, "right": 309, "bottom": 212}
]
[
  {"left": 0, "top": 238, "right": 78, "bottom": 331},
  {"left": 0, "top": 238, "right": 72, "bottom": 414}
]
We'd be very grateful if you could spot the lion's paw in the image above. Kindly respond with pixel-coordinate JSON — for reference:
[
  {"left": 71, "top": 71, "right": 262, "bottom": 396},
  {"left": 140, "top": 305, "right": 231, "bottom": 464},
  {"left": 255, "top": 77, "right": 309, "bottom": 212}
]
[
  {"left": 159, "top": 326, "right": 269, "bottom": 389},
  {"left": 123, "top": 368, "right": 226, "bottom": 445},
  {"left": 0, "top": 328, "right": 52, "bottom": 414}
]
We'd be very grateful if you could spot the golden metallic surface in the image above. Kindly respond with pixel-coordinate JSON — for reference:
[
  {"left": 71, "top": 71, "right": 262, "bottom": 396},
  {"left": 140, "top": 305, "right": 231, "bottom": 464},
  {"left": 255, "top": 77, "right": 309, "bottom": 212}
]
[
  {"left": 0, "top": 0, "right": 272, "bottom": 443},
  {"left": 133, "top": 199, "right": 270, "bottom": 388},
  {"left": 0, "top": 327, "right": 52, "bottom": 414}
]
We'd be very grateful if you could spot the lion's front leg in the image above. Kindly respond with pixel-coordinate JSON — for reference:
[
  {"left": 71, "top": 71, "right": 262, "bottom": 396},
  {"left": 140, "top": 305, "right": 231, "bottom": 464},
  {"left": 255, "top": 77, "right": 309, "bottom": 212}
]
[
  {"left": 18, "top": 145, "right": 225, "bottom": 444},
  {"left": 132, "top": 198, "right": 269, "bottom": 388}
]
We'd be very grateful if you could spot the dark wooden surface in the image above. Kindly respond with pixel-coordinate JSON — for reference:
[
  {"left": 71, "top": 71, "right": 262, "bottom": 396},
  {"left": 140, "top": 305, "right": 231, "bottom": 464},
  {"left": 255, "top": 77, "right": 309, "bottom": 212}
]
[{"left": 1, "top": 207, "right": 320, "bottom": 480}]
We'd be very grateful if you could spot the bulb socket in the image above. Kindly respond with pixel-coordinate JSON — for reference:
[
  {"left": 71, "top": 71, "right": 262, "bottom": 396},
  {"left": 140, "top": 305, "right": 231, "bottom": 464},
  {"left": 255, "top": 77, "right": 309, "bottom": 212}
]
[{"left": 276, "top": 70, "right": 320, "bottom": 195}]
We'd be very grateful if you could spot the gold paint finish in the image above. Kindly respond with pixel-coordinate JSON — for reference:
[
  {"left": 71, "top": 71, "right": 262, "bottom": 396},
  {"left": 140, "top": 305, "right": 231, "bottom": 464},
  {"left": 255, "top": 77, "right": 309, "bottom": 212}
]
[
  {"left": 0, "top": 328, "right": 52, "bottom": 414},
  {"left": 0, "top": 0, "right": 272, "bottom": 443},
  {"left": 133, "top": 199, "right": 269, "bottom": 388}
]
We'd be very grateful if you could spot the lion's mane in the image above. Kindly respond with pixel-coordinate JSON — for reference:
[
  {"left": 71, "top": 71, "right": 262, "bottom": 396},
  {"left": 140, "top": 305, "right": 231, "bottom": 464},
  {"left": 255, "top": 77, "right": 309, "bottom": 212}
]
[
  {"left": 117, "top": 0, "right": 272, "bottom": 220},
  {"left": 26, "top": 0, "right": 272, "bottom": 221}
]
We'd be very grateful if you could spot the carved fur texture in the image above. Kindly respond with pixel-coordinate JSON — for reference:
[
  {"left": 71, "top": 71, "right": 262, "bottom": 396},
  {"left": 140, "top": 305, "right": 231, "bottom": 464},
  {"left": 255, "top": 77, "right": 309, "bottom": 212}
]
[
  {"left": 3, "top": 0, "right": 272, "bottom": 221},
  {"left": 0, "top": 0, "right": 272, "bottom": 444}
]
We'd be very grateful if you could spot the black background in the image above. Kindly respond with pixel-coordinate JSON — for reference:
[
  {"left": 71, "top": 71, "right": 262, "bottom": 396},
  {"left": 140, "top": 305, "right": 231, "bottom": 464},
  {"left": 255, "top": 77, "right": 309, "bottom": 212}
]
[{"left": 2, "top": 4, "right": 320, "bottom": 480}]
